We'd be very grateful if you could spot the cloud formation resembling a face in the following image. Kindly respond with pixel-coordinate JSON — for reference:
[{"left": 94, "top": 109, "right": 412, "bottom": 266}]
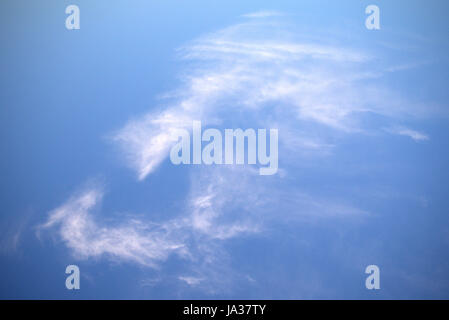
[{"left": 40, "top": 12, "right": 438, "bottom": 290}]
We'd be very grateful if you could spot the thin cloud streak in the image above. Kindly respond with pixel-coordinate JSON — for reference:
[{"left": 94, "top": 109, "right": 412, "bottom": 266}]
[
  {"left": 241, "top": 11, "right": 285, "bottom": 19},
  {"left": 385, "top": 126, "right": 429, "bottom": 142}
]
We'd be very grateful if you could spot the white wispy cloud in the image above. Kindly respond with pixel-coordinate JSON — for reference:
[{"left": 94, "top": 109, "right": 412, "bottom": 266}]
[
  {"left": 38, "top": 172, "right": 263, "bottom": 269},
  {"left": 187, "top": 166, "right": 264, "bottom": 240},
  {"left": 186, "top": 165, "right": 368, "bottom": 229},
  {"left": 179, "top": 276, "right": 203, "bottom": 286},
  {"left": 39, "top": 187, "right": 186, "bottom": 267},
  {"left": 112, "top": 111, "right": 196, "bottom": 180},
  {"left": 241, "top": 11, "right": 284, "bottom": 19},
  {"left": 113, "top": 14, "right": 431, "bottom": 180},
  {"left": 385, "top": 126, "right": 429, "bottom": 142},
  {"left": 0, "top": 226, "right": 23, "bottom": 254}
]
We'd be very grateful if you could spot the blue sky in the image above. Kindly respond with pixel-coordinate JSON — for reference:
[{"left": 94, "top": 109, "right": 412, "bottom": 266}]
[{"left": 1, "top": 0, "right": 449, "bottom": 299}]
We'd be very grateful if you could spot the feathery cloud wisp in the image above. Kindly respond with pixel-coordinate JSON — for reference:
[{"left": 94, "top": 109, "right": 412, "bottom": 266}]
[
  {"left": 39, "top": 187, "right": 186, "bottom": 267},
  {"left": 113, "top": 14, "right": 430, "bottom": 180}
]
